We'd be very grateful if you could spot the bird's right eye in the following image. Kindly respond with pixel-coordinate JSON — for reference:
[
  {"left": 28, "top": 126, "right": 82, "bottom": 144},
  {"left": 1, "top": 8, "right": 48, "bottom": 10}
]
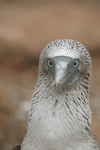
[{"left": 48, "top": 60, "right": 53, "bottom": 67}]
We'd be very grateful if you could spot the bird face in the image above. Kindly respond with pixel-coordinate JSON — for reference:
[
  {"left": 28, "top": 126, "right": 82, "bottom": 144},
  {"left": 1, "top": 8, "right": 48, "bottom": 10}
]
[
  {"left": 39, "top": 39, "right": 92, "bottom": 91},
  {"left": 46, "top": 56, "right": 80, "bottom": 86}
]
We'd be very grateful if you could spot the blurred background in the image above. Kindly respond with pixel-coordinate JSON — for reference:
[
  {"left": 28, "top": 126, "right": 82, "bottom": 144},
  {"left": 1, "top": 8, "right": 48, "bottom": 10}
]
[{"left": 0, "top": 0, "right": 100, "bottom": 150}]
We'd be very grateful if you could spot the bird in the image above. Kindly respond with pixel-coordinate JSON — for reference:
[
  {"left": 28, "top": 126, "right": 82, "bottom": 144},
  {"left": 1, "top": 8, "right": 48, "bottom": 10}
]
[{"left": 12, "top": 39, "right": 100, "bottom": 150}]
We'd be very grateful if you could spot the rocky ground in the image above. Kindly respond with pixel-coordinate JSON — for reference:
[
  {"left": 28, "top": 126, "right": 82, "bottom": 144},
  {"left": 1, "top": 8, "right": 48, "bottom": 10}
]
[{"left": 0, "top": 1, "right": 100, "bottom": 150}]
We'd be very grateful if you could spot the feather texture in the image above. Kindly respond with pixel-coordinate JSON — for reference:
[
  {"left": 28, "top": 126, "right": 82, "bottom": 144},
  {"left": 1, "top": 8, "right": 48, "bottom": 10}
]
[{"left": 21, "top": 39, "right": 100, "bottom": 150}]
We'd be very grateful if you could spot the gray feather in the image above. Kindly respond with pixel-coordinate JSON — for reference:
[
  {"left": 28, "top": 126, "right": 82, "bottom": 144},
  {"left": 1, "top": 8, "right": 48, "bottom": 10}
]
[{"left": 21, "top": 39, "right": 100, "bottom": 150}]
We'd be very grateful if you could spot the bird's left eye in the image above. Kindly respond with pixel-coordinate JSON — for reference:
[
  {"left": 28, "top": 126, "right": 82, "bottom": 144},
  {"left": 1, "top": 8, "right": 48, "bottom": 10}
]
[
  {"left": 48, "top": 60, "right": 53, "bottom": 67},
  {"left": 73, "top": 61, "right": 78, "bottom": 67}
]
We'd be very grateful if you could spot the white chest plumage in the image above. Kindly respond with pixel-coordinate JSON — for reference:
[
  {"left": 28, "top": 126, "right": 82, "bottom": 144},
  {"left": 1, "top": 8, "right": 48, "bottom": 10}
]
[{"left": 19, "top": 39, "right": 100, "bottom": 150}]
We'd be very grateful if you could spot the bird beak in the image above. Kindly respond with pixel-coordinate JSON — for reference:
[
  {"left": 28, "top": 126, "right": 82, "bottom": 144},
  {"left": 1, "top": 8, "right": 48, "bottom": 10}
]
[
  {"left": 55, "top": 61, "right": 70, "bottom": 86},
  {"left": 56, "top": 82, "right": 59, "bottom": 91},
  {"left": 47, "top": 56, "right": 79, "bottom": 87}
]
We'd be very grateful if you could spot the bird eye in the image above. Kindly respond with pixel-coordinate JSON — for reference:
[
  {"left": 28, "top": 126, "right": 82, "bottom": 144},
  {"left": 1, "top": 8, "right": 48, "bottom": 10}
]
[
  {"left": 48, "top": 60, "right": 53, "bottom": 67},
  {"left": 73, "top": 61, "right": 78, "bottom": 67}
]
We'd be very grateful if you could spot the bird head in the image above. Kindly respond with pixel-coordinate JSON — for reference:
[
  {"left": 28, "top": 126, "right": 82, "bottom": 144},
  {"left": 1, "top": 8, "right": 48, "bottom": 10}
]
[{"left": 39, "top": 39, "right": 92, "bottom": 91}]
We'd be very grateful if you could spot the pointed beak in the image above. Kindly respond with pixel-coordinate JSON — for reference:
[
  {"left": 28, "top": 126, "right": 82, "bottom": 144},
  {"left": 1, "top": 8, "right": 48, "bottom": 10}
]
[
  {"left": 47, "top": 56, "right": 79, "bottom": 87},
  {"left": 56, "top": 82, "right": 59, "bottom": 90},
  {"left": 55, "top": 61, "right": 69, "bottom": 85}
]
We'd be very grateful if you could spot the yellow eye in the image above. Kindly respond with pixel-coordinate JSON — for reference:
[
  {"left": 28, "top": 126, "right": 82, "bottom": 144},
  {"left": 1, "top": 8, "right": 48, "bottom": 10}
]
[
  {"left": 73, "top": 61, "right": 78, "bottom": 67},
  {"left": 48, "top": 60, "right": 53, "bottom": 67}
]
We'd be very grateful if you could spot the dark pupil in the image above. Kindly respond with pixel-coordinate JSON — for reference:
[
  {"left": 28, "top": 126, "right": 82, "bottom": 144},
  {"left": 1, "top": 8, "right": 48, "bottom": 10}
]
[
  {"left": 74, "top": 62, "right": 77, "bottom": 66},
  {"left": 49, "top": 61, "right": 52, "bottom": 66}
]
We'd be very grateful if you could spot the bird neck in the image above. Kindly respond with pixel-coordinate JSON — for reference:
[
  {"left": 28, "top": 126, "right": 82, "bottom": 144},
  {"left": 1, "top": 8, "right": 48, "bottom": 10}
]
[{"left": 33, "top": 75, "right": 92, "bottom": 130}]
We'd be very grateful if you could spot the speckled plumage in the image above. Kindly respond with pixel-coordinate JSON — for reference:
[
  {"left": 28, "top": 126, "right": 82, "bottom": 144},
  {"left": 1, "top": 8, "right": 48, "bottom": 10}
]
[{"left": 21, "top": 39, "right": 100, "bottom": 150}]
